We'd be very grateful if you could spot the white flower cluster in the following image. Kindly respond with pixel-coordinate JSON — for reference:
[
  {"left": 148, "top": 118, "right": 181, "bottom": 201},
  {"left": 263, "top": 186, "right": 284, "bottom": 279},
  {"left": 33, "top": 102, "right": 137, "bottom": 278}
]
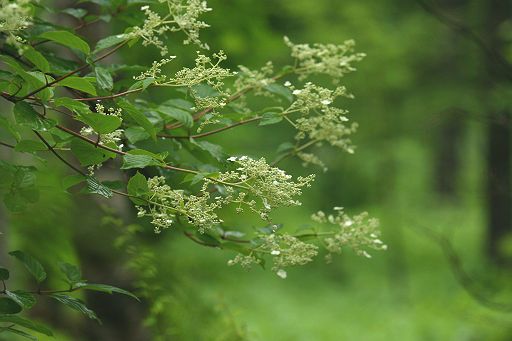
[
  {"left": 220, "top": 156, "right": 315, "bottom": 220},
  {"left": 281, "top": 82, "right": 358, "bottom": 156},
  {"left": 284, "top": 36, "right": 366, "bottom": 82},
  {"left": 228, "top": 233, "right": 318, "bottom": 279},
  {"left": 311, "top": 208, "right": 387, "bottom": 261},
  {"left": 130, "top": 0, "right": 211, "bottom": 55},
  {"left": 135, "top": 51, "right": 234, "bottom": 110},
  {"left": 0, "top": 0, "right": 36, "bottom": 53},
  {"left": 136, "top": 176, "right": 223, "bottom": 233}
]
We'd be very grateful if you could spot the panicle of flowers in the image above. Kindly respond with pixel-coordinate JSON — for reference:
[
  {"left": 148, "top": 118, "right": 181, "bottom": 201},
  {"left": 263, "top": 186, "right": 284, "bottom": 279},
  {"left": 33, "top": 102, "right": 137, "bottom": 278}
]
[
  {"left": 137, "top": 176, "right": 223, "bottom": 233},
  {"left": 129, "top": 0, "right": 211, "bottom": 55},
  {"left": 233, "top": 61, "right": 275, "bottom": 94},
  {"left": 284, "top": 36, "right": 365, "bottom": 82},
  {"left": 219, "top": 156, "right": 315, "bottom": 220},
  {"left": 311, "top": 208, "right": 387, "bottom": 261},
  {"left": 80, "top": 104, "right": 124, "bottom": 151},
  {"left": 0, "top": 0, "right": 36, "bottom": 53},
  {"left": 284, "top": 82, "right": 358, "bottom": 155},
  {"left": 133, "top": 57, "right": 176, "bottom": 81}
]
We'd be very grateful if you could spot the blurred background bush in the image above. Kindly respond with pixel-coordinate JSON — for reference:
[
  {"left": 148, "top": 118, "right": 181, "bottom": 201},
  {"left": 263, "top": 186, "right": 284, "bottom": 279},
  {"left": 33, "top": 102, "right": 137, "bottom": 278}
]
[{"left": 2, "top": 0, "right": 512, "bottom": 340}]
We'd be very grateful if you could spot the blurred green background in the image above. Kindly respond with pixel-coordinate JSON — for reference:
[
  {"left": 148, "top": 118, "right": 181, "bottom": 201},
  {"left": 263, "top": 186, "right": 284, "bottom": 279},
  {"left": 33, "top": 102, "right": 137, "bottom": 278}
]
[{"left": 3, "top": 0, "right": 512, "bottom": 340}]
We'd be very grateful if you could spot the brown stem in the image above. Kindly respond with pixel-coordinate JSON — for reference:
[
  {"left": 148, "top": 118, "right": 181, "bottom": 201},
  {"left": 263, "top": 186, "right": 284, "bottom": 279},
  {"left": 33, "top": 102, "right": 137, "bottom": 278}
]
[
  {"left": 33, "top": 131, "right": 86, "bottom": 176},
  {"left": 159, "top": 116, "right": 261, "bottom": 139}
]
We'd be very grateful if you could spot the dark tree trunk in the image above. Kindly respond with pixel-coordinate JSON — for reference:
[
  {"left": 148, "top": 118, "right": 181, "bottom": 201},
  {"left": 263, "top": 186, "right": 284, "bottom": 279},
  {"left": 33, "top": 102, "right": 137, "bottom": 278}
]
[{"left": 483, "top": 0, "right": 512, "bottom": 262}]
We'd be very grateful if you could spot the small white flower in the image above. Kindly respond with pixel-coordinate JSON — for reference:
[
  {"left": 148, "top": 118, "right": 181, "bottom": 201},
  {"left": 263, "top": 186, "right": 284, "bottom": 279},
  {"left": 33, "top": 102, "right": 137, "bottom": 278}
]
[
  {"left": 271, "top": 250, "right": 281, "bottom": 255},
  {"left": 276, "top": 269, "right": 287, "bottom": 279},
  {"left": 292, "top": 89, "right": 302, "bottom": 95},
  {"left": 227, "top": 156, "right": 237, "bottom": 162},
  {"left": 284, "top": 81, "right": 291, "bottom": 86},
  {"left": 321, "top": 99, "right": 332, "bottom": 105}
]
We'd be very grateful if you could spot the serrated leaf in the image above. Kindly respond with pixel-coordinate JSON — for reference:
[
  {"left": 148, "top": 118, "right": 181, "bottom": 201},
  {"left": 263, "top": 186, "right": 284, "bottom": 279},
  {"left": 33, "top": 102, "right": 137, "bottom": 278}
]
[
  {"left": 56, "top": 76, "right": 97, "bottom": 96},
  {"left": 73, "top": 283, "right": 139, "bottom": 301},
  {"left": 49, "top": 293, "right": 99, "bottom": 321},
  {"left": 127, "top": 172, "right": 148, "bottom": 205},
  {"left": 121, "top": 153, "right": 162, "bottom": 170},
  {"left": 13, "top": 102, "right": 55, "bottom": 131},
  {"left": 8, "top": 251, "right": 46, "bottom": 283},
  {"left": 0, "top": 315, "right": 52, "bottom": 336},
  {"left": 93, "top": 34, "right": 127, "bottom": 54},
  {"left": 5, "top": 291, "right": 36, "bottom": 309},
  {"left": 86, "top": 176, "right": 113, "bottom": 198},
  {"left": 54, "top": 97, "right": 91, "bottom": 115},
  {"left": 59, "top": 262, "right": 82, "bottom": 284},
  {"left": 124, "top": 126, "right": 150, "bottom": 144},
  {"left": 61, "top": 174, "right": 86, "bottom": 191},
  {"left": 118, "top": 99, "right": 156, "bottom": 140},
  {"left": 0, "top": 298, "right": 22, "bottom": 314},
  {"left": 39, "top": 31, "right": 90, "bottom": 55},
  {"left": 190, "top": 140, "right": 225, "bottom": 161},
  {"left": 70, "top": 138, "right": 116, "bottom": 166},
  {"left": 95, "top": 67, "right": 113, "bottom": 91}
]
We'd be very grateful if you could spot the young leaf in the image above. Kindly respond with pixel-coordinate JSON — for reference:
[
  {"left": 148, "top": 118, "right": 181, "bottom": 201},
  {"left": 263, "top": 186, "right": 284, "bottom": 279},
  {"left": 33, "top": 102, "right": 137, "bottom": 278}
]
[
  {"left": 8, "top": 251, "right": 46, "bottom": 283},
  {"left": 95, "top": 67, "right": 113, "bottom": 91},
  {"left": 0, "top": 298, "right": 22, "bottom": 314},
  {"left": 76, "top": 111, "right": 121, "bottom": 134},
  {"left": 259, "top": 112, "right": 283, "bottom": 126},
  {"left": 127, "top": 172, "right": 148, "bottom": 205},
  {"left": 73, "top": 283, "right": 139, "bottom": 301},
  {"left": 0, "top": 315, "right": 53, "bottom": 336},
  {"left": 39, "top": 31, "right": 90, "bottom": 55},
  {"left": 55, "top": 76, "right": 97, "bottom": 96},
  {"left": 86, "top": 176, "right": 113, "bottom": 198},
  {"left": 265, "top": 83, "right": 293, "bottom": 103},
  {"left": 0, "top": 267, "right": 9, "bottom": 280},
  {"left": 54, "top": 97, "right": 91, "bottom": 115},
  {"left": 5, "top": 291, "right": 36, "bottom": 309},
  {"left": 4, "top": 327, "right": 37, "bottom": 341},
  {"left": 49, "top": 294, "right": 99, "bottom": 321}
]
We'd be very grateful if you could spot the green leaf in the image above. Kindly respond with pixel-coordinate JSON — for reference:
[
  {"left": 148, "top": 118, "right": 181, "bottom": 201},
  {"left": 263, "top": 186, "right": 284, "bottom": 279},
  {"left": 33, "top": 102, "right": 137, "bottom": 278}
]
[
  {"left": 0, "top": 117, "right": 21, "bottom": 142},
  {"left": 0, "top": 315, "right": 52, "bottom": 336},
  {"left": 259, "top": 112, "right": 283, "bottom": 126},
  {"left": 54, "top": 97, "right": 91, "bottom": 115},
  {"left": 3, "top": 167, "right": 39, "bottom": 213},
  {"left": 86, "top": 176, "right": 113, "bottom": 198},
  {"left": 5, "top": 291, "right": 36, "bottom": 309},
  {"left": 190, "top": 140, "right": 225, "bottom": 161},
  {"left": 14, "top": 140, "right": 47, "bottom": 153},
  {"left": 0, "top": 298, "right": 22, "bottom": 314},
  {"left": 70, "top": 138, "right": 116, "bottom": 166},
  {"left": 56, "top": 76, "right": 97, "bottom": 96},
  {"left": 124, "top": 126, "right": 150, "bottom": 144},
  {"left": 0, "top": 267, "right": 9, "bottom": 280},
  {"left": 158, "top": 106, "right": 193, "bottom": 128},
  {"left": 73, "top": 283, "right": 139, "bottom": 301},
  {"left": 22, "top": 46, "right": 50, "bottom": 73},
  {"left": 49, "top": 293, "right": 99, "bottom": 321},
  {"left": 93, "top": 34, "right": 127, "bottom": 54},
  {"left": 265, "top": 83, "right": 293, "bottom": 103},
  {"left": 127, "top": 172, "right": 148, "bottom": 205},
  {"left": 13, "top": 102, "right": 56, "bottom": 131},
  {"left": 121, "top": 152, "right": 163, "bottom": 170},
  {"left": 76, "top": 111, "right": 121, "bottom": 134},
  {"left": 61, "top": 174, "right": 86, "bottom": 190},
  {"left": 8, "top": 251, "right": 46, "bottom": 283},
  {"left": 162, "top": 98, "right": 194, "bottom": 111},
  {"left": 39, "top": 31, "right": 90, "bottom": 55},
  {"left": 59, "top": 262, "right": 82, "bottom": 284},
  {"left": 4, "top": 327, "right": 37, "bottom": 340},
  {"left": 118, "top": 99, "right": 156, "bottom": 140},
  {"left": 95, "top": 67, "right": 113, "bottom": 91},
  {"left": 62, "top": 7, "right": 87, "bottom": 19}
]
